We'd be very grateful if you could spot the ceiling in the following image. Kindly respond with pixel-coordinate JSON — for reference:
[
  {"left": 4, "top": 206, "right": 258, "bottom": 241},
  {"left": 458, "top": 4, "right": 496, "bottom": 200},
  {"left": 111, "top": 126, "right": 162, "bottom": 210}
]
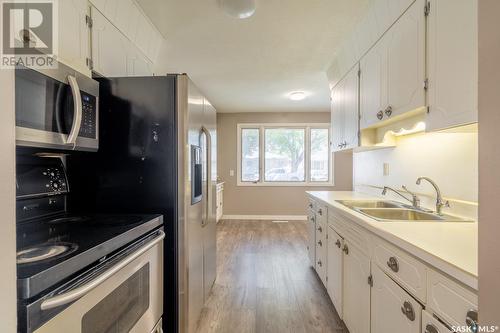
[{"left": 137, "top": 0, "right": 369, "bottom": 113}]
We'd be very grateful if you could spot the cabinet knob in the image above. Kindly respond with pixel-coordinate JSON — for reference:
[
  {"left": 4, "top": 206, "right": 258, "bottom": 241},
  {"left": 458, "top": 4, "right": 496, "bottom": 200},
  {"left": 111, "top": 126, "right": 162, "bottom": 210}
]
[
  {"left": 317, "top": 260, "right": 322, "bottom": 267},
  {"left": 335, "top": 239, "right": 341, "bottom": 248},
  {"left": 425, "top": 324, "right": 439, "bottom": 333},
  {"left": 317, "top": 240, "right": 323, "bottom": 247},
  {"left": 377, "top": 110, "right": 384, "bottom": 120},
  {"left": 465, "top": 310, "right": 478, "bottom": 333},
  {"left": 318, "top": 209, "right": 323, "bottom": 215},
  {"left": 401, "top": 301, "right": 415, "bottom": 321},
  {"left": 387, "top": 256, "right": 399, "bottom": 273},
  {"left": 342, "top": 244, "right": 349, "bottom": 255},
  {"left": 385, "top": 105, "right": 393, "bottom": 117},
  {"left": 309, "top": 203, "right": 313, "bottom": 208}
]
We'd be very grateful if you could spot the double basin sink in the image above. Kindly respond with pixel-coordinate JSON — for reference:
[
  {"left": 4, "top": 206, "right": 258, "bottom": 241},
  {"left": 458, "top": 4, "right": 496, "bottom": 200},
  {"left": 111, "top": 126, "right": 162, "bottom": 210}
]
[{"left": 336, "top": 200, "right": 473, "bottom": 223}]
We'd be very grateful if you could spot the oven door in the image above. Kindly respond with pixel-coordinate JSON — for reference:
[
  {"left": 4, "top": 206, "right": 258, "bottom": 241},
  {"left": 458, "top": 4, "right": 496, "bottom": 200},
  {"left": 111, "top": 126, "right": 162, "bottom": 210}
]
[
  {"left": 27, "top": 230, "right": 164, "bottom": 333},
  {"left": 15, "top": 63, "right": 99, "bottom": 151}
]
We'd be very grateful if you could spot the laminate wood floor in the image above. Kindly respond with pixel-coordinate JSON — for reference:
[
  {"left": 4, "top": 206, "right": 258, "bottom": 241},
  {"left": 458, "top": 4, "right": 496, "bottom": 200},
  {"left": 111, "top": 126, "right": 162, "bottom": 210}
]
[{"left": 195, "top": 220, "right": 346, "bottom": 333}]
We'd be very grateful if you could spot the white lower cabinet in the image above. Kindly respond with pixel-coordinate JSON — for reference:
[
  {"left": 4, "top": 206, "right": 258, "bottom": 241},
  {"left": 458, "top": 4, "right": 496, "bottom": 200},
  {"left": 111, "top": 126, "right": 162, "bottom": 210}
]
[
  {"left": 343, "top": 240, "right": 371, "bottom": 333},
  {"left": 371, "top": 265, "right": 422, "bottom": 333},
  {"left": 307, "top": 212, "right": 316, "bottom": 267},
  {"left": 422, "top": 310, "right": 452, "bottom": 333},
  {"left": 327, "top": 226, "right": 343, "bottom": 318}
]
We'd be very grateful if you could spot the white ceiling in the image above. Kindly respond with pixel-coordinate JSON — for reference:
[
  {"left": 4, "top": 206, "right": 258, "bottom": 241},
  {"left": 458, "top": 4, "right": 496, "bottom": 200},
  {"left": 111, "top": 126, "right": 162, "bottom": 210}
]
[{"left": 137, "top": 0, "right": 369, "bottom": 113}]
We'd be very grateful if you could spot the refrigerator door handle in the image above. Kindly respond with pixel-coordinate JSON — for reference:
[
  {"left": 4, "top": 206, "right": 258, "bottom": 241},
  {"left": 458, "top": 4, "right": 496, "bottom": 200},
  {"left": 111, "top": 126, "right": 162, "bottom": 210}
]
[{"left": 201, "top": 126, "right": 212, "bottom": 227}]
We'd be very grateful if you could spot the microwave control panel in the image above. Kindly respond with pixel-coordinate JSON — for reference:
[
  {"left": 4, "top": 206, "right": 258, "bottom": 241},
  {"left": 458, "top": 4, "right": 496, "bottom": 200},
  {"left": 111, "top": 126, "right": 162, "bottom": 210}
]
[{"left": 78, "top": 93, "right": 97, "bottom": 139}]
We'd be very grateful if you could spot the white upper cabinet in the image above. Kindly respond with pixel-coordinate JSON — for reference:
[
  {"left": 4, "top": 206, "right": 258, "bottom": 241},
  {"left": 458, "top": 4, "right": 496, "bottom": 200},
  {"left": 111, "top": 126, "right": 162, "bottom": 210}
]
[
  {"left": 331, "top": 65, "right": 359, "bottom": 151},
  {"left": 360, "top": 40, "right": 386, "bottom": 129},
  {"left": 91, "top": 8, "right": 128, "bottom": 77},
  {"left": 360, "top": 0, "right": 425, "bottom": 128},
  {"left": 58, "top": 0, "right": 91, "bottom": 76},
  {"left": 426, "top": 0, "right": 478, "bottom": 131},
  {"left": 385, "top": 0, "right": 425, "bottom": 119},
  {"left": 371, "top": 266, "right": 422, "bottom": 333}
]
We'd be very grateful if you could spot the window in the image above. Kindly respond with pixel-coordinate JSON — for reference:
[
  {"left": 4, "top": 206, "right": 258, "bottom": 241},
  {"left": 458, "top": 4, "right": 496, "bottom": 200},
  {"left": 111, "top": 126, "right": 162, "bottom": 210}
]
[{"left": 237, "top": 124, "right": 333, "bottom": 186}]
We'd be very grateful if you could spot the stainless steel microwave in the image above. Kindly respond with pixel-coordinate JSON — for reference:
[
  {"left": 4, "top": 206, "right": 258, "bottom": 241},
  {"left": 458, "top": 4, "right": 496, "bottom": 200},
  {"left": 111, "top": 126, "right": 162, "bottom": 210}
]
[{"left": 15, "top": 62, "right": 99, "bottom": 151}]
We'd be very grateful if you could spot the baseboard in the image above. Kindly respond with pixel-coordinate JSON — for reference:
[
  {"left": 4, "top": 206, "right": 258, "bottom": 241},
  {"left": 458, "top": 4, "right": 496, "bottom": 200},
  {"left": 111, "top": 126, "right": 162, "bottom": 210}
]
[{"left": 221, "top": 215, "right": 308, "bottom": 221}]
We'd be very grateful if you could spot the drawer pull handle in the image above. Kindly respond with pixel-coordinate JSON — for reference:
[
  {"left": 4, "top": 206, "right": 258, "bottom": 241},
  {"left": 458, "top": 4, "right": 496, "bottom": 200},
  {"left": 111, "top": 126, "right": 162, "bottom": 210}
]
[
  {"left": 466, "top": 310, "right": 478, "bottom": 333},
  {"left": 385, "top": 105, "right": 393, "bottom": 117},
  {"left": 425, "top": 324, "right": 439, "bottom": 333},
  {"left": 317, "top": 240, "right": 322, "bottom": 247},
  {"left": 309, "top": 203, "right": 313, "bottom": 208},
  {"left": 377, "top": 110, "right": 384, "bottom": 120},
  {"left": 317, "top": 260, "right": 322, "bottom": 267},
  {"left": 335, "top": 239, "right": 341, "bottom": 248},
  {"left": 400, "top": 301, "right": 415, "bottom": 321},
  {"left": 387, "top": 256, "right": 399, "bottom": 273},
  {"left": 318, "top": 209, "right": 323, "bottom": 216},
  {"left": 342, "top": 244, "right": 349, "bottom": 255},
  {"left": 317, "top": 226, "right": 322, "bottom": 233}
]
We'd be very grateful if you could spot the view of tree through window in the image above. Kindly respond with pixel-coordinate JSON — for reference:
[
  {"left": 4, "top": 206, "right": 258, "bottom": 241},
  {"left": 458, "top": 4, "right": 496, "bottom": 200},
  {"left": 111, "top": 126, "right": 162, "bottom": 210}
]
[
  {"left": 310, "top": 128, "right": 330, "bottom": 182},
  {"left": 239, "top": 124, "right": 331, "bottom": 185},
  {"left": 265, "top": 128, "right": 305, "bottom": 182},
  {"left": 241, "top": 128, "right": 260, "bottom": 182}
]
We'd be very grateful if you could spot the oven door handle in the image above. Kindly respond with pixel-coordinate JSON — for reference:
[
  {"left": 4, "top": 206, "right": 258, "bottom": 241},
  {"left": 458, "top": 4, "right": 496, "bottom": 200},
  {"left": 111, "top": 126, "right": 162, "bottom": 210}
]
[
  {"left": 40, "top": 230, "right": 165, "bottom": 311},
  {"left": 66, "top": 75, "right": 83, "bottom": 147}
]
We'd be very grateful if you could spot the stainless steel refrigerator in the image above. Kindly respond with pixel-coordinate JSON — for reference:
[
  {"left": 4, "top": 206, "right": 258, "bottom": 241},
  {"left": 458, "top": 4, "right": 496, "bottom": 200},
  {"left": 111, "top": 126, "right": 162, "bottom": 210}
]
[{"left": 67, "top": 74, "right": 217, "bottom": 333}]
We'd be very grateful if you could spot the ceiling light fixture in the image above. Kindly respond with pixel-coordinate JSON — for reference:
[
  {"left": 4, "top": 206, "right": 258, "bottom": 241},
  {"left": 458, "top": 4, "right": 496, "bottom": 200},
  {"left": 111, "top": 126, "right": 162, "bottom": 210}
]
[
  {"left": 288, "top": 91, "right": 306, "bottom": 101},
  {"left": 217, "top": 0, "right": 256, "bottom": 19}
]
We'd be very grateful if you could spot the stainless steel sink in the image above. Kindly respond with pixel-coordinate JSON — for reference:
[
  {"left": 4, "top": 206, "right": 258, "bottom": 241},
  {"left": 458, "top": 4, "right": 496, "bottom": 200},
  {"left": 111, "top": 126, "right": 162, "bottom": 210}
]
[
  {"left": 337, "top": 200, "right": 404, "bottom": 209},
  {"left": 355, "top": 208, "right": 473, "bottom": 222}
]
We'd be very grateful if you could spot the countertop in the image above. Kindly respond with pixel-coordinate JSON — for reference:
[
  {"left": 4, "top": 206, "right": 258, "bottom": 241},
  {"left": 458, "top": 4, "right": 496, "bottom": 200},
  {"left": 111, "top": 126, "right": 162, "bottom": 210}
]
[{"left": 306, "top": 191, "right": 478, "bottom": 290}]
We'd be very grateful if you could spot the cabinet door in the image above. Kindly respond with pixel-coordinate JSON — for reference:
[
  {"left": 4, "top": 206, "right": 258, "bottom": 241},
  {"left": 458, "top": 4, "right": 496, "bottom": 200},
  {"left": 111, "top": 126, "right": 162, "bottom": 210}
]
[
  {"left": 343, "top": 241, "right": 371, "bottom": 333},
  {"left": 91, "top": 7, "right": 128, "bottom": 77},
  {"left": 385, "top": 0, "right": 425, "bottom": 119},
  {"left": 327, "top": 227, "right": 343, "bottom": 318},
  {"left": 58, "top": 0, "right": 91, "bottom": 76},
  {"left": 360, "top": 39, "right": 386, "bottom": 129},
  {"left": 343, "top": 65, "right": 360, "bottom": 150},
  {"left": 315, "top": 222, "right": 327, "bottom": 284},
  {"left": 421, "top": 310, "right": 453, "bottom": 333},
  {"left": 426, "top": 0, "right": 477, "bottom": 131},
  {"left": 331, "top": 81, "right": 345, "bottom": 152},
  {"left": 126, "top": 46, "right": 153, "bottom": 77},
  {"left": 307, "top": 214, "right": 316, "bottom": 267},
  {"left": 371, "top": 265, "right": 422, "bottom": 333}
]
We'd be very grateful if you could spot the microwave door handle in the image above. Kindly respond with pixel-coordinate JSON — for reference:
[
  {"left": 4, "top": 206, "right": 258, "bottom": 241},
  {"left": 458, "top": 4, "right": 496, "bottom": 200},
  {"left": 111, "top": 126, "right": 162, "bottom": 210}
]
[
  {"left": 40, "top": 230, "right": 165, "bottom": 311},
  {"left": 201, "top": 126, "right": 211, "bottom": 227},
  {"left": 66, "top": 75, "right": 83, "bottom": 147}
]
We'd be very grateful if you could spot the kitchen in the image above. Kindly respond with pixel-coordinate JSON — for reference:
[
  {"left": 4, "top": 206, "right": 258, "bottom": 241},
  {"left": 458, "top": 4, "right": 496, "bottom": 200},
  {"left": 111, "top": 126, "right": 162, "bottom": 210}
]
[{"left": 0, "top": 0, "right": 499, "bottom": 332}]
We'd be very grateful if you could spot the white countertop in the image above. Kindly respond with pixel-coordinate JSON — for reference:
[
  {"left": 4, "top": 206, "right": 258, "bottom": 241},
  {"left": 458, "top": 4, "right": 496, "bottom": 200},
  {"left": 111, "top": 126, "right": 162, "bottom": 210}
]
[{"left": 306, "top": 191, "right": 478, "bottom": 290}]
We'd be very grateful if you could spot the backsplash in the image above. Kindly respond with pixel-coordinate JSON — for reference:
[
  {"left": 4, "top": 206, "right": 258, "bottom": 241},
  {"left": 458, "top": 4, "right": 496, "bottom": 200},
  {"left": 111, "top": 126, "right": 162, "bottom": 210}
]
[{"left": 353, "top": 129, "right": 478, "bottom": 219}]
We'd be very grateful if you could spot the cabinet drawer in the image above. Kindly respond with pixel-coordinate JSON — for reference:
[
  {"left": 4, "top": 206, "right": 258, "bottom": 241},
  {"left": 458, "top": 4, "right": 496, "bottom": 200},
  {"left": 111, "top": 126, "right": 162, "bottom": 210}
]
[
  {"left": 329, "top": 209, "right": 371, "bottom": 257},
  {"left": 422, "top": 310, "right": 452, "bottom": 333},
  {"left": 373, "top": 236, "right": 427, "bottom": 302},
  {"left": 426, "top": 269, "right": 478, "bottom": 328}
]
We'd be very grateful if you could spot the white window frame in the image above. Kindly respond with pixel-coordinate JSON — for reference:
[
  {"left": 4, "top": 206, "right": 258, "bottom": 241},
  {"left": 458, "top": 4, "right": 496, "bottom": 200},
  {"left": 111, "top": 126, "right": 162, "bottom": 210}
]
[{"left": 237, "top": 123, "right": 334, "bottom": 187}]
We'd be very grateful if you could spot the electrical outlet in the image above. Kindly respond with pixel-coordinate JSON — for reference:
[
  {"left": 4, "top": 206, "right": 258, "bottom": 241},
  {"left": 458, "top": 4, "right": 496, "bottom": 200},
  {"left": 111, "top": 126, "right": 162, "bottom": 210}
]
[
  {"left": 383, "top": 163, "right": 390, "bottom": 176},
  {"left": 229, "top": 169, "right": 235, "bottom": 177}
]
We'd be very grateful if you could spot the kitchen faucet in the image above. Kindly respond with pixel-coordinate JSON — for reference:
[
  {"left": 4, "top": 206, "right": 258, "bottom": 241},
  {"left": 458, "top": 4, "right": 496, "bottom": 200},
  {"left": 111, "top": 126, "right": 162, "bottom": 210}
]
[
  {"left": 382, "top": 186, "right": 420, "bottom": 208},
  {"left": 416, "top": 177, "right": 450, "bottom": 215}
]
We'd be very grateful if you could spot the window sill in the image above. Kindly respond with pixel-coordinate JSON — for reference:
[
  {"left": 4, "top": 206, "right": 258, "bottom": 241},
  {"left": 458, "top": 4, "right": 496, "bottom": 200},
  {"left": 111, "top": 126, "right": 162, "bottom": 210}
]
[{"left": 236, "top": 181, "right": 335, "bottom": 187}]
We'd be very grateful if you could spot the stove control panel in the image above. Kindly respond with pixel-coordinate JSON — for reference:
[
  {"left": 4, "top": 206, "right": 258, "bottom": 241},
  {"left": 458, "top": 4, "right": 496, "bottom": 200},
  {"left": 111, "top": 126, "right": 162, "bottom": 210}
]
[{"left": 16, "top": 156, "right": 69, "bottom": 199}]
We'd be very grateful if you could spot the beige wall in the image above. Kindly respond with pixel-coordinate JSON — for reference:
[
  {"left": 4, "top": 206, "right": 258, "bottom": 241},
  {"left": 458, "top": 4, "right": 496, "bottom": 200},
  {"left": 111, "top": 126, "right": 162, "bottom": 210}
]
[
  {"left": 478, "top": 0, "right": 500, "bottom": 325},
  {"left": 0, "top": 70, "right": 18, "bottom": 332},
  {"left": 217, "top": 112, "right": 353, "bottom": 216}
]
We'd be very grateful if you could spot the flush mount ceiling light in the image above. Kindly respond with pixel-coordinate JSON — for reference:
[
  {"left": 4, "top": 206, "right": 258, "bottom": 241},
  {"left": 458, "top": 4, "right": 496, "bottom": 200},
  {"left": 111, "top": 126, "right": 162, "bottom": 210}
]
[
  {"left": 288, "top": 91, "right": 307, "bottom": 101},
  {"left": 217, "top": 0, "right": 256, "bottom": 19}
]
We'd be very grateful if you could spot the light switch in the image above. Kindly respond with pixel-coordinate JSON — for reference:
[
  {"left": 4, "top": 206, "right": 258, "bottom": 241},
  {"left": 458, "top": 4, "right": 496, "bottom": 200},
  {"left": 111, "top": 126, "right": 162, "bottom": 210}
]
[
  {"left": 229, "top": 169, "right": 235, "bottom": 177},
  {"left": 383, "top": 163, "right": 390, "bottom": 176}
]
